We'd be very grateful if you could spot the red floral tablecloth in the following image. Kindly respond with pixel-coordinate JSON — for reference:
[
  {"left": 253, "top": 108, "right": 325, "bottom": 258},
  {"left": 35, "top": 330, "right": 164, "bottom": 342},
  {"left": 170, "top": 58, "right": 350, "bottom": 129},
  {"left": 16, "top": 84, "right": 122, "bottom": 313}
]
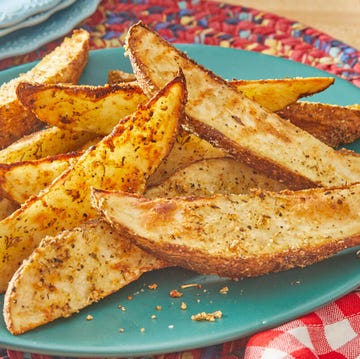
[{"left": 0, "top": 0, "right": 359, "bottom": 358}]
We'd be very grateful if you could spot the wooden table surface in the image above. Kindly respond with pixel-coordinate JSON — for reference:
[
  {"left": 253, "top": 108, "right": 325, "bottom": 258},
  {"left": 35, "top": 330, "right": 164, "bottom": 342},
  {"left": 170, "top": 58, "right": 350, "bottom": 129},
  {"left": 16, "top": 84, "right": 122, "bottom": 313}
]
[{"left": 211, "top": 0, "right": 360, "bottom": 50}]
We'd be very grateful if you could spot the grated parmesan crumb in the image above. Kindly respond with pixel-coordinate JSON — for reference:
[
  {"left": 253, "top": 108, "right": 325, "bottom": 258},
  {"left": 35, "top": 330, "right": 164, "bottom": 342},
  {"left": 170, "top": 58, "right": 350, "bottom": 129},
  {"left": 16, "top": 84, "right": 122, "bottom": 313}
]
[
  {"left": 148, "top": 283, "right": 158, "bottom": 290},
  {"left": 191, "top": 310, "right": 222, "bottom": 322},
  {"left": 219, "top": 286, "right": 229, "bottom": 294},
  {"left": 169, "top": 289, "right": 183, "bottom": 298}
]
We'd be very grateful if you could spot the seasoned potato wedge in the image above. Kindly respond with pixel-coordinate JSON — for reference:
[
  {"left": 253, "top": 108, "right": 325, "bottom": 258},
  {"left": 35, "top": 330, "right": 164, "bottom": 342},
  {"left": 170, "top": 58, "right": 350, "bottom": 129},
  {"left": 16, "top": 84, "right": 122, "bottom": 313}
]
[
  {"left": 232, "top": 77, "right": 334, "bottom": 112},
  {"left": 0, "top": 153, "right": 76, "bottom": 203},
  {"left": 92, "top": 183, "right": 360, "bottom": 279},
  {"left": 4, "top": 219, "right": 168, "bottom": 335},
  {"left": 277, "top": 101, "right": 360, "bottom": 147},
  {"left": 18, "top": 75, "right": 351, "bottom": 150},
  {"left": 108, "top": 69, "right": 333, "bottom": 112},
  {"left": 17, "top": 83, "right": 148, "bottom": 135},
  {"left": 126, "top": 22, "right": 360, "bottom": 189},
  {"left": 0, "top": 29, "right": 89, "bottom": 149},
  {"left": 0, "top": 75, "right": 185, "bottom": 292},
  {"left": 0, "top": 126, "right": 97, "bottom": 164},
  {"left": 146, "top": 157, "right": 286, "bottom": 198}
]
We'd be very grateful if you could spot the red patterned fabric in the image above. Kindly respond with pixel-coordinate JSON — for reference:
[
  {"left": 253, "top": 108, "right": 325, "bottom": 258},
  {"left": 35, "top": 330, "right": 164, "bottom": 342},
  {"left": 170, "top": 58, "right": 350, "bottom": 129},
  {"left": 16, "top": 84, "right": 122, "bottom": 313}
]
[{"left": 0, "top": 0, "right": 360, "bottom": 358}]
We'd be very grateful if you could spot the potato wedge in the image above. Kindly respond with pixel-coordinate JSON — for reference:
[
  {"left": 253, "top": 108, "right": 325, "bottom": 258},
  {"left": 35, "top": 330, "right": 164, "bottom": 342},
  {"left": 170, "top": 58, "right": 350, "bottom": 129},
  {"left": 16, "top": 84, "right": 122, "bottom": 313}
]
[
  {"left": 126, "top": 22, "right": 360, "bottom": 189},
  {"left": 17, "top": 74, "right": 350, "bottom": 151},
  {"left": 0, "top": 75, "right": 185, "bottom": 292},
  {"left": 231, "top": 77, "right": 334, "bottom": 112},
  {"left": 277, "top": 101, "right": 360, "bottom": 147},
  {"left": 146, "top": 157, "right": 286, "bottom": 198},
  {"left": 4, "top": 219, "right": 168, "bottom": 335},
  {"left": 0, "top": 153, "right": 75, "bottom": 203},
  {"left": 0, "top": 126, "right": 97, "bottom": 164},
  {"left": 108, "top": 69, "right": 333, "bottom": 112},
  {"left": 17, "top": 83, "right": 148, "bottom": 135},
  {"left": 92, "top": 183, "right": 360, "bottom": 279},
  {"left": 0, "top": 29, "right": 89, "bottom": 149}
]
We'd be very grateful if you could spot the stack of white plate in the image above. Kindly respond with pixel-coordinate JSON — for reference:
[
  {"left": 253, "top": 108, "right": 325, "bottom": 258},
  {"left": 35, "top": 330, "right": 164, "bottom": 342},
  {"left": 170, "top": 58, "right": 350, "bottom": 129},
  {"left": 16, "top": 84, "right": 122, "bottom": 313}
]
[{"left": 0, "top": 0, "right": 101, "bottom": 60}]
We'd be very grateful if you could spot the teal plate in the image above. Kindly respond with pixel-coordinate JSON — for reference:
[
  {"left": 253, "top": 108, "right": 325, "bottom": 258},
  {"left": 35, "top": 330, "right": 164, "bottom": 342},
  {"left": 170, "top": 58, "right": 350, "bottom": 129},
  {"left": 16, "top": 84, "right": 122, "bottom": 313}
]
[{"left": 0, "top": 46, "right": 359, "bottom": 357}]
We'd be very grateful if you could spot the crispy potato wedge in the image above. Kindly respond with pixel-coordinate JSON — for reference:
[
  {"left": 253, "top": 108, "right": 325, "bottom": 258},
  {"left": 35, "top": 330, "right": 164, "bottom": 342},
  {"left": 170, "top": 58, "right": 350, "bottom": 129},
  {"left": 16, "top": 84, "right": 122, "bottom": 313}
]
[
  {"left": 4, "top": 219, "right": 168, "bottom": 335},
  {"left": 0, "top": 29, "right": 89, "bottom": 149},
  {"left": 17, "top": 83, "right": 148, "bottom": 135},
  {"left": 277, "top": 101, "right": 360, "bottom": 147},
  {"left": 146, "top": 157, "right": 286, "bottom": 198},
  {"left": 0, "top": 75, "right": 185, "bottom": 292},
  {"left": 0, "top": 126, "right": 97, "bottom": 164},
  {"left": 231, "top": 77, "right": 334, "bottom": 112},
  {"left": 92, "top": 183, "right": 360, "bottom": 279},
  {"left": 0, "top": 153, "right": 76, "bottom": 203},
  {"left": 18, "top": 74, "right": 350, "bottom": 151},
  {"left": 108, "top": 69, "right": 333, "bottom": 113},
  {"left": 126, "top": 22, "right": 360, "bottom": 189}
]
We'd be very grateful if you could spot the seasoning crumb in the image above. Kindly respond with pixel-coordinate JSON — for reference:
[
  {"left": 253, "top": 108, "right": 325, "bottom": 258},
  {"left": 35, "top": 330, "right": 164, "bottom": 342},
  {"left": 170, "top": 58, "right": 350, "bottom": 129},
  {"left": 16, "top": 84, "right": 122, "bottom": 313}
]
[
  {"left": 219, "top": 286, "right": 229, "bottom": 294},
  {"left": 180, "top": 302, "right": 187, "bottom": 310},
  {"left": 140, "top": 327, "right": 145, "bottom": 333},
  {"left": 148, "top": 283, "right": 158, "bottom": 290},
  {"left": 86, "top": 314, "right": 93, "bottom": 321},
  {"left": 168, "top": 324, "right": 174, "bottom": 329},
  {"left": 170, "top": 289, "right": 183, "bottom": 298},
  {"left": 356, "top": 249, "right": 360, "bottom": 258},
  {"left": 119, "top": 328, "right": 125, "bottom": 333},
  {"left": 151, "top": 314, "right": 157, "bottom": 319},
  {"left": 117, "top": 305, "right": 126, "bottom": 311},
  {"left": 191, "top": 310, "right": 223, "bottom": 322},
  {"left": 127, "top": 295, "right": 133, "bottom": 300},
  {"left": 156, "top": 305, "right": 162, "bottom": 311}
]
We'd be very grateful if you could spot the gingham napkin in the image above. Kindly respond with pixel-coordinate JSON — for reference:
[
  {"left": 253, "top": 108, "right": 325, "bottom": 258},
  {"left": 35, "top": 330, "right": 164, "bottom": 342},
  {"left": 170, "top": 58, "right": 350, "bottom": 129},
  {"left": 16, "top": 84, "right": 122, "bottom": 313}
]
[{"left": 244, "top": 291, "right": 360, "bottom": 359}]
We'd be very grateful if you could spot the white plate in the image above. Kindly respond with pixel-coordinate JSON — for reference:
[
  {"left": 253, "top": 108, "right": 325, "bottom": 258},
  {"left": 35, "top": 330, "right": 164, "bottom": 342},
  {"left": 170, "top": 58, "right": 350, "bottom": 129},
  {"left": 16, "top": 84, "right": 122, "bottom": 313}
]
[
  {"left": 0, "top": 0, "right": 61, "bottom": 28},
  {"left": 0, "top": 0, "right": 76, "bottom": 37},
  {"left": 0, "top": 0, "right": 101, "bottom": 60}
]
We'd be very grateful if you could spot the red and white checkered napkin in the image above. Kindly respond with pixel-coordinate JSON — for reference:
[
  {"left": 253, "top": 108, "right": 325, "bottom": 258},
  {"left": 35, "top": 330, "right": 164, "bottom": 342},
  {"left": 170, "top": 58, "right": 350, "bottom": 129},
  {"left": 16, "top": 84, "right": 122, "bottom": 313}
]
[{"left": 244, "top": 291, "right": 360, "bottom": 359}]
